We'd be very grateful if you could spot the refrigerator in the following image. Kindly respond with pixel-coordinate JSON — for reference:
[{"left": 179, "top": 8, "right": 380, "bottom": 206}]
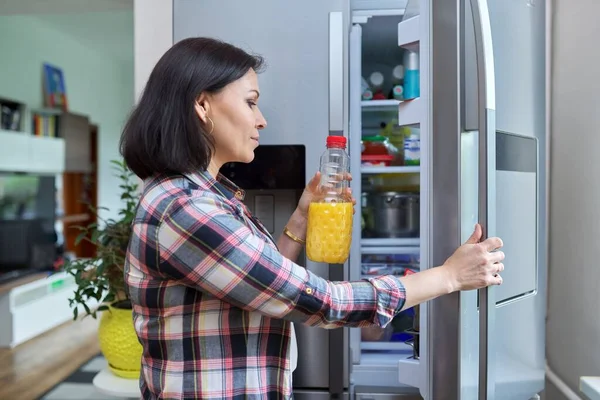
[{"left": 172, "top": 0, "right": 548, "bottom": 398}]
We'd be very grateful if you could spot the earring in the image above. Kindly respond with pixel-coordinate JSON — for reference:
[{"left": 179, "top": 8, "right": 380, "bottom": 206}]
[{"left": 206, "top": 117, "right": 215, "bottom": 135}]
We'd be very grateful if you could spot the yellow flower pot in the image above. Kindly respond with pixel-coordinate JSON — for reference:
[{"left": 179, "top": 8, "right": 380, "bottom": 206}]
[{"left": 98, "top": 303, "right": 143, "bottom": 379}]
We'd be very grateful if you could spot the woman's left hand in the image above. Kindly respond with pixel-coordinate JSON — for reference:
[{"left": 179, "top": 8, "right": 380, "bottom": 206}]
[{"left": 296, "top": 172, "right": 357, "bottom": 220}]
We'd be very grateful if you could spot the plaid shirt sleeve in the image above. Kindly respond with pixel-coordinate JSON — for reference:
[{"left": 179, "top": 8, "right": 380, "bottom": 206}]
[{"left": 157, "top": 193, "right": 406, "bottom": 329}]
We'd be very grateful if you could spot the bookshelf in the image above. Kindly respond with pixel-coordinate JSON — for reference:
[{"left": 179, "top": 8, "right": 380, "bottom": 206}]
[{"left": 0, "top": 96, "right": 98, "bottom": 260}]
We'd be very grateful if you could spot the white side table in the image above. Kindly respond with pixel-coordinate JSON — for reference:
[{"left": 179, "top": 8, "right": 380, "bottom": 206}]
[{"left": 92, "top": 368, "right": 140, "bottom": 399}]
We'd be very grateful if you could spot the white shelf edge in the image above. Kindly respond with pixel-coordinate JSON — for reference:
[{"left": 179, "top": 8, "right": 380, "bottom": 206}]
[
  {"left": 351, "top": 363, "right": 405, "bottom": 388},
  {"left": 361, "top": 99, "right": 400, "bottom": 112},
  {"left": 0, "top": 128, "right": 63, "bottom": 141},
  {"left": 353, "top": 9, "right": 405, "bottom": 18},
  {"left": 360, "top": 246, "right": 420, "bottom": 255},
  {"left": 580, "top": 376, "right": 600, "bottom": 400},
  {"left": 398, "top": 97, "right": 421, "bottom": 126},
  {"left": 361, "top": 166, "right": 420, "bottom": 174},
  {"left": 398, "top": 357, "right": 421, "bottom": 388},
  {"left": 398, "top": 15, "right": 420, "bottom": 49},
  {"left": 361, "top": 238, "right": 420, "bottom": 247},
  {"left": 0, "top": 129, "right": 65, "bottom": 174},
  {"left": 0, "top": 128, "right": 28, "bottom": 136}
]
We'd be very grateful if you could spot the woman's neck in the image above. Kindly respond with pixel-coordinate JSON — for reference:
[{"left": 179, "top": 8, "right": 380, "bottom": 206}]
[{"left": 207, "top": 159, "right": 222, "bottom": 179}]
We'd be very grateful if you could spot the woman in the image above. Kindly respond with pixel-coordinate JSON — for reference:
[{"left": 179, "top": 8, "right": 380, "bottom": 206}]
[{"left": 121, "top": 37, "right": 504, "bottom": 400}]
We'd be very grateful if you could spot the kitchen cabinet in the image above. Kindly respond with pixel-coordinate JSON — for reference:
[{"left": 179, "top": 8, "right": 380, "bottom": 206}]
[
  {"left": 30, "top": 109, "right": 92, "bottom": 173},
  {"left": 0, "top": 130, "right": 65, "bottom": 174}
]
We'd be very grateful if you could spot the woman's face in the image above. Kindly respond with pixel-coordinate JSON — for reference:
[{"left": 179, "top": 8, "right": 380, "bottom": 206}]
[{"left": 195, "top": 68, "right": 267, "bottom": 172}]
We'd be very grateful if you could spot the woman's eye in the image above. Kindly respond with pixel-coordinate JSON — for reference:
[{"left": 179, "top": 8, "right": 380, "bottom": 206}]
[{"left": 247, "top": 100, "right": 257, "bottom": 107}]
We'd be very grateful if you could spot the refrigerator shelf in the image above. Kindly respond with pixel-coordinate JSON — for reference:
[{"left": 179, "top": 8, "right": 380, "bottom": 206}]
[
  {"left": 398, "top": 97, "right": 421, "bottom": 126},
  {"left": 397, "top": 15, "right": 420, "bottom": 51},
  {"left": 398, "top": 357, "right": 421, "bottom": 388},
  {"left": 351, "top": 363, "right": 406, "bottom": 388},
  {"left": 361, "top": 238, "right": 420, "bottom": 247},
  {"left": 361, "top": 165, "right": 420, "bottom": 174},
  {"left": 361, "top": 99, "right": 400, "bottom": 112},
  {"left": 360, "top": 246, "right": 421, "bottom": 255},
  {"left": 360, "top": 341, "right": 414, "bottom": 352}
]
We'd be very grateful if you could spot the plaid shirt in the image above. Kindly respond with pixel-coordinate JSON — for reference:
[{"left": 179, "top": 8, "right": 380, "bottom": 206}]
[{"left": 124, "top": 170, "right": 406, "bottom": 399}]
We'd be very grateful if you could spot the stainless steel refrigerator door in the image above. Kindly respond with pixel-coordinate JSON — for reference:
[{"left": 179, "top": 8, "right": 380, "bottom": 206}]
[
  {"left": 431, "top": 0, "right": 497, "bottom": 398},
  {"left": 428, "top": 0, "right": 480, "bottom": 398},
  {"left": 464, "top": 0, "right": 547, "bottom": 398},
  {"left": 173, "top": 0, "right": 350, "bottom": 394},
  {"left": 467, "top": 1, "right": 498, "bottom": 399},
  {"left": 488, "top": 1, "right": 547, "bottom": 399}
]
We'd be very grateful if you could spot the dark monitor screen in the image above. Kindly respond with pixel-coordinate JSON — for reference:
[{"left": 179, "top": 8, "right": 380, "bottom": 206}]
[{"left": 220, "top": 145, "right": 306, "bottom": 190}]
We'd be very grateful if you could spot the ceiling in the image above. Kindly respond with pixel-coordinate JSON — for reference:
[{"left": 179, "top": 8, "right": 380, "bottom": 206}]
[{"left": 0, "top": 0, "right": 132, "bottom": 15}]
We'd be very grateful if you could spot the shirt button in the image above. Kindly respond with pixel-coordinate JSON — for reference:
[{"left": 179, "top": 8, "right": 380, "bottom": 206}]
[{"left": 305, "top": 287, "right": 313, "bottom": 295}]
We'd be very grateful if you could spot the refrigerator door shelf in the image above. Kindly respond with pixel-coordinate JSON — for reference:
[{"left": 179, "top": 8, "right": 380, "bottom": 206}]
[{"left": 397, "top": 15, "right": 420, "bottom": 50}]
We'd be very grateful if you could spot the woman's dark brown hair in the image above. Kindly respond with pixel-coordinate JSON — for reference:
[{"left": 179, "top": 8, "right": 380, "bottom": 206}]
[{"left": 120, "top": 37, "right": 264, "bottom": 179}]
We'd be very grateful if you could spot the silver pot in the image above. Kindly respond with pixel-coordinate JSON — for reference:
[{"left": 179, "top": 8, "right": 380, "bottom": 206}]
[{"left": 368, "top": 192, "right": 419, "bottom": 238}]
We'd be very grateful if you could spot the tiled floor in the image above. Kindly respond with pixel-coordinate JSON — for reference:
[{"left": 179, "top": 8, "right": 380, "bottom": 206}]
[{"left": 41, "top": 355, "right": 133, "bottom": 400}]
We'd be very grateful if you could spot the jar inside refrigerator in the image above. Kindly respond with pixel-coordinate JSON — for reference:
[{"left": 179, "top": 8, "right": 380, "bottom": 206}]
[{"left": 360, "top": 135, "right": 398, "bottom": 167}]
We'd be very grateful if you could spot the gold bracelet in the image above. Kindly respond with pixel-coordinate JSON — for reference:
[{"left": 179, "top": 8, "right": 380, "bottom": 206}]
[{"left": 284, "top": 226, "right": 306, "bottom": 245}]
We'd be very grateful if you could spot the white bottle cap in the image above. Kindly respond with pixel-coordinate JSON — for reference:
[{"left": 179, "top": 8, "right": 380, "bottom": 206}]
[
  {"left": 392, "top": 65, "right": 404, "bottom": 80},
  {"left": 369, "top": 72, "right": 384, "bottom": 88}
]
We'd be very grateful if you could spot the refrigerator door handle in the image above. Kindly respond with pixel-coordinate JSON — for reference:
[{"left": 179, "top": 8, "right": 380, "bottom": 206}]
[
  {"left": 469, "top": 0, "right": 497, "bottom": 399},
  {"left": 329, "top": 11, "right": 344, "bottom": 135}
]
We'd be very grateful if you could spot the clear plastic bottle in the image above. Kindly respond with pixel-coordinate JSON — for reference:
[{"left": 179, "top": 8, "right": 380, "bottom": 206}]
[{"left": 306, "top": 136, "right": 353, "bottom": 264}]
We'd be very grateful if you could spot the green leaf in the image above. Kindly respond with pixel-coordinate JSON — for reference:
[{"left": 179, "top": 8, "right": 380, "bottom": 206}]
[
  {"left": 103, "top": 292, "right": 115, "bottom": 303},
  {"left": 75, "top": 231, "right": 87, "bottom": 246},
  {"left": 91, "top": 229, "right": 101, "bottom": 244},
  {"left": 63, "top": 158, "right": 140, "bottom": 318}
]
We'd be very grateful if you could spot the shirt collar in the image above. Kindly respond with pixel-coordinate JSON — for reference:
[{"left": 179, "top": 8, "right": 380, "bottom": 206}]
[{"left": 184, "top": 170, "right": 246, "bottom": 202}]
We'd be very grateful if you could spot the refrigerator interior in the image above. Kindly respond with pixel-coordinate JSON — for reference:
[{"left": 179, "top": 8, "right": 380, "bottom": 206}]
[{"left": 348, "top": 2, "right": 428, "bottom": 395}]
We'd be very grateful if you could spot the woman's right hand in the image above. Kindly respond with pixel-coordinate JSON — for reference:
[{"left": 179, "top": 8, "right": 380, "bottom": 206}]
[{"left": 442, "top": 223, "right": 505, "bottom": 292}]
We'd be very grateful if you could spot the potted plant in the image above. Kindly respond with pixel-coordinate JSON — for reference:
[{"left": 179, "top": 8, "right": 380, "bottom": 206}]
[{"left": 62, "top": 159, "right": 142, "bottom": 379}]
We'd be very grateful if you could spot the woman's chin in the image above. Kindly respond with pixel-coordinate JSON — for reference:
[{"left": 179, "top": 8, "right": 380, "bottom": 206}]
[{"left": 238, "top": 151, "right": 256, "bottom": 164}]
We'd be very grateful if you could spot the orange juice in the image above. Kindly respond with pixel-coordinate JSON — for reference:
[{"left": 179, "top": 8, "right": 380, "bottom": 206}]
[{"left": 306, "top": 201, "right": 353, "bottom": 264}]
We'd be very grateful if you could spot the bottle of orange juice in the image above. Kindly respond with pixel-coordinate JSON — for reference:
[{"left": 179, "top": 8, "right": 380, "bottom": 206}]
[{"left": 306, "top": 135, "right": 353, "bottom": 264}]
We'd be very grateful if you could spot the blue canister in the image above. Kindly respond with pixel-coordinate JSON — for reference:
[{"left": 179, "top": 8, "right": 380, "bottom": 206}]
[{"left": 403, "top": 50, "right": 420, "bottom": 100}]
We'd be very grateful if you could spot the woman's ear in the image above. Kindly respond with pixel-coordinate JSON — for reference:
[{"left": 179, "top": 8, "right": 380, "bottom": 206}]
[{"left": 194, "top": 93, "right": 211, "bottom": 123}]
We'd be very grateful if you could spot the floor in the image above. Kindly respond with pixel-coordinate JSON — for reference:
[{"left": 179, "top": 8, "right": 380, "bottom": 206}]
[
  {"left": 0, "top": 315, "right": 102, "bottom": 400},
  {"left": 41, "top": 354, "right": 132, "bottom": 400}
]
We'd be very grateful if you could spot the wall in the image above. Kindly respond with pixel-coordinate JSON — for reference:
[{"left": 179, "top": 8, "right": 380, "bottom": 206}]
[
  {"left": 134, "top": 0, "right": 172, "bottom": 100},
  {"left": 0, "top": 11, "right": 134, "bottom": 220},
  {"left": 546, "top": 0, "right": 600, "bottom": 396}
]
